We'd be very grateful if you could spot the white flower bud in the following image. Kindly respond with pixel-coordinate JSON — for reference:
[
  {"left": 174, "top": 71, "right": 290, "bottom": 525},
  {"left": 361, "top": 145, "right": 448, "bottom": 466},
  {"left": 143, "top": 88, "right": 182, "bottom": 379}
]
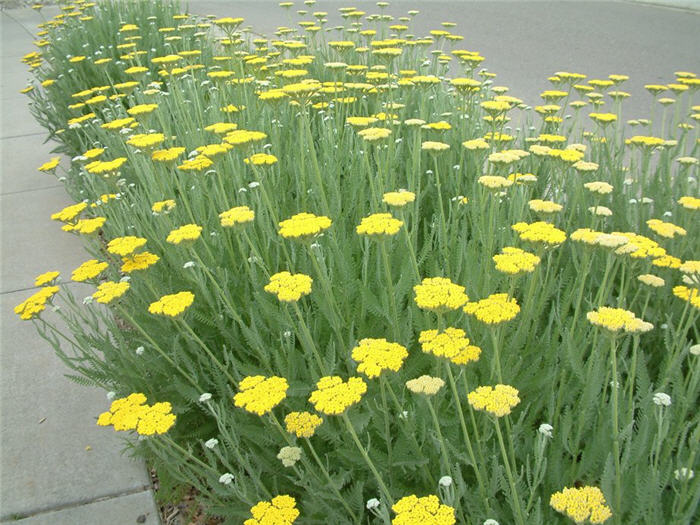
[
  {"left": 218, "top": 473, "right": 234, "bottom": 485},
  {"left": 439, "top": 476, "right": 453, "bottom": 487},
  {"left": 205, "top": 438, "right": 219, "bottom": 449},
  {"left": 366, "top": 498, "right": 380, "bottom": 510},
  {"left": 539, "top": 423, "right": 553, "bottom": 438},
  {"left": 199, "top": 393, "right": 212, "bottom": 402},
  {"left": 653, "top": 392, "right": 671, "bottom": 406}
]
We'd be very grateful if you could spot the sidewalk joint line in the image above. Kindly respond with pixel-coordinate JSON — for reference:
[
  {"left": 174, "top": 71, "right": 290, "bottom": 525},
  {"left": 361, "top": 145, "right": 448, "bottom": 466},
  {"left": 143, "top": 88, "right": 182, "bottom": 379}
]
[
  {"left": 1, "top": 485, "right": 154, "bottom": 522},
  {"left": 0, "top": 183, "right": 63, "bottom": 197}
]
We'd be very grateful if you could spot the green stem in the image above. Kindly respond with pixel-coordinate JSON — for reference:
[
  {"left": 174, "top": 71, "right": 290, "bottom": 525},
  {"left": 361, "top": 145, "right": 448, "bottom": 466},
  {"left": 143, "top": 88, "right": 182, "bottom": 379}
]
[{"left": 494, "top": 418, "right": 526, "bottom": 525}]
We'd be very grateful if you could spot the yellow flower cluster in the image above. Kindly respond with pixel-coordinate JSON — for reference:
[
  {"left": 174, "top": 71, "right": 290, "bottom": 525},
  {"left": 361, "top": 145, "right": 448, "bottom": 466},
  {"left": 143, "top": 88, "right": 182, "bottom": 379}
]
[
  {"left": 97, "top": 393, "right": 176, "bottom": 436},
  {"left": 278, "top": 212, "right": 332, "bottom": 239},
  {"left": 308, "top": 376, "right": 367, "bottom": 415},
  {"left": 92, "top": 281, "right": 130, "bottom": 304},
  {"left": 244, "top": 495, "right": 299, "bottom": 525},
  {"left": 220, "top": 205, "right": 255, "bottom": 227},
  {"left": 35, "top": 271, "right": 59, "bottom": 286},
  {"left": 264, "top": 271, "right": 313, "bottom": 302},
  {"left": 38, "top": 157, "right": 60, "bottom": 172},
  {"left": 550, "top": 486, "right": 612, "bottom": 524},
  {"left": 61, "top": 216, "right": 106, "bottom": 235},
  {"left": 406, "top": 375, "right": 445, "bottom": 395},
  {"left": 493, "top": 247, "right": 541, "bottom": 275},
  {"left": 152, "top": 199, "right": 176, "bottom": 214},
  {"left": 126, "top": 132, "right": 165, "bottom": 149},
  {"left": 678, "top": 195, "right": 700, "bottom": 210},
  {"left": 419, "top": 328, "right": 481, "bottom": 365},
  {"left": 529, "top": 199, "right": 563, "bottom": 214},
  {"left": 512, "top": 221, "right": 567, "bottom": 245},
  {"left": 284, "top": 411, "right": 323, "bottom": 438},
  {"left": 51, "top": 202, "right": 87, "bottom": 222},
  {"left": 356, "top": 213, "right": 403, "bottom": 237},
  {"left": 244, "top": 153, "right": 278, "bottom": 166},
  {"left": 646, "top": 219, "right": 687, "bottom": 239},
  {"left": 392, "top": 494, "right": 455, "bottom": 525},
  {"left": 71, "top": 259, "right": 108, "bottom": 282},
  {"left": 223, "top": 129, "right": 268, "bottom": 147},
  {"left": 467, "top": 384, "right": 520, "bottom": 417},
  {"left": 610, "top": 232, "right": 665, "bottom": 258},
  {"left": 463, "top": 293, "right": 520, "bottom": 324},
  {"left": 638, "top": 274, "right": 665, "bottom": 287},
  {"left": 413, "top": 277, "right": 469, "bottom": 312},
  {"left": 166, "top": 224, "right": 202, "bottom": 245},
  {"left": 107, "top": 236, "right": 147, "bottom": 256},
  {"left": 85, "top": 157, "right": 127, "bottom": 175},
  {"left": 351, "top": 338, "right": 408, "bottom": 378},
  {"left": 478, "top": 175, "right": 513, "bottom": 189},
  {"left": 121, "top": 252, "right": 159, "bottom": 273},
  {"left": 148, "top": 291, "right": 195, "bottom": 317},
  {"left": 672, "top": 286, "right": 700, "bottom": 309},
  {"left": 584, "top": 181, "right": 613, "bottom": 194},
  {"left": 177, "top": 156, "right": 213, "bottom": 171},
  {"left": 234, "top": 375, "right": 289, "bottom": 416},
  {"left": 586, "top": 307, "right": 653, "bottom": 333},
  {"left": 357, "top": 127, "right": 392, "bottom": 141},
  {"left": 152, "top": 147, "right": 185, "bottom": 163},
  {"left": 382, "top": 191, "right": 415, "bottom": 207},
  {"left": 14, "top": 286, "right": 59, "bottom": 320}
]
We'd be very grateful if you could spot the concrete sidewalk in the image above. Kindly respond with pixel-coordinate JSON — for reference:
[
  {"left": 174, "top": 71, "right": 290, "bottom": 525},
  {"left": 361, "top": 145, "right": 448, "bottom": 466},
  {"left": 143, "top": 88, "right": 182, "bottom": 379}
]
[{"left": 0, "top": 7, "right": 159, "bottom": 525}]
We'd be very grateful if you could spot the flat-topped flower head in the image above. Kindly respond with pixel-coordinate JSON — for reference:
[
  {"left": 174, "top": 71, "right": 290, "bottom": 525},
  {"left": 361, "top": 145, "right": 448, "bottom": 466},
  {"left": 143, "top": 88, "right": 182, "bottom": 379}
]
[
  {"left": 38, "top": 157, "right": 60, "bottom": 173},
  {"left": 121, "top": 252, "right": 159, "bottom": 273},
  {"left": 148, "top": 291, "right": 194, "bottom": 317},
  {"left": 550, "top": 486, "right": 612, "bottom": 524},
  {"left": 529, "top": 199, "right": 563, "bottom": 214},
  {"left": 234, "top": 376, "right": 289, "bottom": 416},
  {"left": 152, "top": 147, "right": 185, "bottom": 163},
  {"left": 413, "top": 277, "right": 468, "bottom": 312},
  {"left": 406, "top": 375, "right": 445, "bottom": 395},
  {"left": 468, "top": 384, "right": 520, "bottom": 417},
  {"left": 244, "top": 495, "right": 299, "bottom": 525},
  {"left": 392, "top": 494, "right": 456, "bottom": 525},
  {"left": 478, "top": 175, "right": 513, "bottom": 189},
  {"left": 419, "top": 328, "right": 481, "bottom": 365},
  {"left": 265, "top": 271, "right": 313, "bottom": 302},
  {"left": 284, "top": 411, "right": 323, "bottom": 438},
  {"left": 463, "top": 138, "right": 489, "bottom": 150},
  {"left": 223, "top": 129, "right": 268, "bottom": 147},
  {"left": 678, "top": 195, "right": 700, "bottom": 210},
  {"left": 672, "top": 286, "right": 700, "bottom": 309},
  {"left": 356, "top": 212, "right": 403, "bottom": 237},
  {"left": 383, "top": 190, "right": 415, "bottom": 207},
  {"left": 61, "top": 217, "right": 106, "bottom": 235},
  {"left": 638, "top": 274, "right": 665, "bottom": 287},
  {"left": 166, "top": 224, "right": 202, "bottom": 245},
  {"left": 309, "top": 376, "right": 367, "bottom": 415},
  {"left": 351, "top": 338, "right": 408, "bottom": 378},
  {"left": 126, "top": 132, "right": 165, "bottom": 149},
  {"left": 646, "top": 219, "right": 686, "bottom": 238},
  {"left": 14, "top": 286, "right": 59, "bottom": 320},
  {"left": 357, "top": 127, "right": 392, "bottom": 142},
  {"left": 278, "top": 212, "right": 331, "bottom": 239},
  {"left": 463, "top": 293, "right": 520, "bottom": 324},
  {"left": 71, "top": 259, "right": 108, "bottom": 282},
  {"left": 493, "top": 247, "right": 540, "bottom": 275},
  {"left": 512, "top": 221, "right": 566, "bottom": 245},
  {"left": 587, "top": 306, "right": 653, "bottom": 333},
  {"left": 422, "top": 140, "right": 450, "bottom": 152},
  {"left": 92, "top": 281, "right": 130, "bottom": 304},
  {"left": 220, "top": 205, "right": 255, "bottom": 227},
  {"left": 107, "top": 236, "right": 147, "bottom": 256},
  {"left": 35, "top": 271, "right": 60, "bottom": 287},
  {"left": 245, "top": 153, "right": 278, "bottom": 166},
  {"left": 97, "top": 393, "right": 175, "bottom": 436},
  {"left": 51, "top": 202, "right": 87, "bottom": 223}
]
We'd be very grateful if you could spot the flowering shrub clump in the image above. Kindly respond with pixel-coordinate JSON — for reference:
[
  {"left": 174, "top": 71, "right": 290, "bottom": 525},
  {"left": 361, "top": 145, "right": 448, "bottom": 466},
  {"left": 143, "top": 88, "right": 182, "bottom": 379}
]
[{"left": 18, "top": 1, "right": 699, "bottom": 524}]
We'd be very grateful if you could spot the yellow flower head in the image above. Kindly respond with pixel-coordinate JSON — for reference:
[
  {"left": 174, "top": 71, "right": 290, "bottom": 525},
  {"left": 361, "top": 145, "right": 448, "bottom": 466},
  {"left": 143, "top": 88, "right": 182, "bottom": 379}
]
[
  {"left": 148, "top": 291, "right": 194, "bottom": 317},
  {"left": 284, "top": 411, "right": 323, "bottom": 438},
  {"left": 672, "top": 286, "right": 700, "bottom": 310},
  {"left": 244, "top": 153, "right": 278, "bottom": 166},
  {"left": 121, "top": 252, "right": 159, "bottom": 273},
  {"left": 152, "top": 199, "right": 176, "bottom": 214},
  {"left": 35, "top": 271, "right": 60, "bottom": 287},
  {"left": 356, "top": 213, "right": 403, "bottom": 237},
  {"left": 309, "top": 376, "right": 367, "bottom": 415},
  {"left": 177, "top": 155, "right": 213, "bottom": 172},
  {"left": 166, "top": 224, "right": 202, "bottom": 245},
  {"left": 357, "top": 127, "right": 392, "bottom": 142},
  {"left": 550, "top": 486, "right": 612, "bottom": 524},
  {"left": 51, "top": 202, "right": 87, "bottom": 223},
  {"left": 646, "top": 219, "right": 686, "bottom": 239},
  {"left": 71, "top": 259, "right": 108, "bottom": 282},
  {"left": 419, "top": 327, "right": 481, "bottom": 365},
  {"left": 512, "top": 221, "right": 567, "bottom": 245},
  {"left": 529, "top": 199, "right": 563, "bottom": 214},
  {"left": 244, "top": 495, "right": 299, "bottom": 525},
  {"left": 463, "top": 293, "right": 520, "bottom": 324},
  {"left": 351, "top": 338, "right": 408, "bottom": 378},
  {"left": 92, "top": 281, "right": 130, "bottom": 304},
  {"left": 107, "top": 236, "right": 147, "bottom": 256},
  {"left": 421, "top": 140, "right": 450, "bottom": 152},
  {"left": 265, "top": 271, "right": 313, "bottom": 302},
  {"left": 234, "top": 376, "right": 289, "bottom": 416},
  {"left": 382, "top": 190, "right": 415, "bottom": 207},
  {"left": 405, "top": 375, "right": 445, "bottom": 395},
  {"left": 468, "top": 384, "right": 520, "bottom": 417},
  {"left": 220, "top": 205, "right": 255, "bottom": 227},
  {"left": 38, "top": 157, "right": 61, "bottom": 172},
  {"left": 586, "top": 306, "right": 653, "bottom": 333},
  {"left": 678, "top": 195, "right": 700, "bottom": 210},
  {"left": 126, "top": 132, "right": 164, "bottom": 149},
  {"left": 14, "top": 286, "right": 59, "bottom": 320},
  {"left": 462, "top": 138, "right": 490, "bottom": 150},
  {"left": 392, "top": 494, "right": 455, "bottom": 525},
  {"left": 493, "top": 247, "right": 540, "bottom": 275},
  {"left": 637, "top": 274, "right": 664, "bottom": 287},
  {"left": 152, "top": 147, "right": 186, "bottom": 163},
  {"left": 127, "top": 103, "right": 159, "bottom": 116},
  {"left": 478, "top": 175, "right": 513, "bottom": 189},
  {"left": 61, "top": 216, "right": 106, "bottom": 235},
  {"left": 278, "top": 212, "right": 331, "bottom": 239},
  {"left": 97, "top": 393, "right": 176, "bottom": 436},
  {"left": 413, "top": 277, "right": 468, "bottom": 312}
]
